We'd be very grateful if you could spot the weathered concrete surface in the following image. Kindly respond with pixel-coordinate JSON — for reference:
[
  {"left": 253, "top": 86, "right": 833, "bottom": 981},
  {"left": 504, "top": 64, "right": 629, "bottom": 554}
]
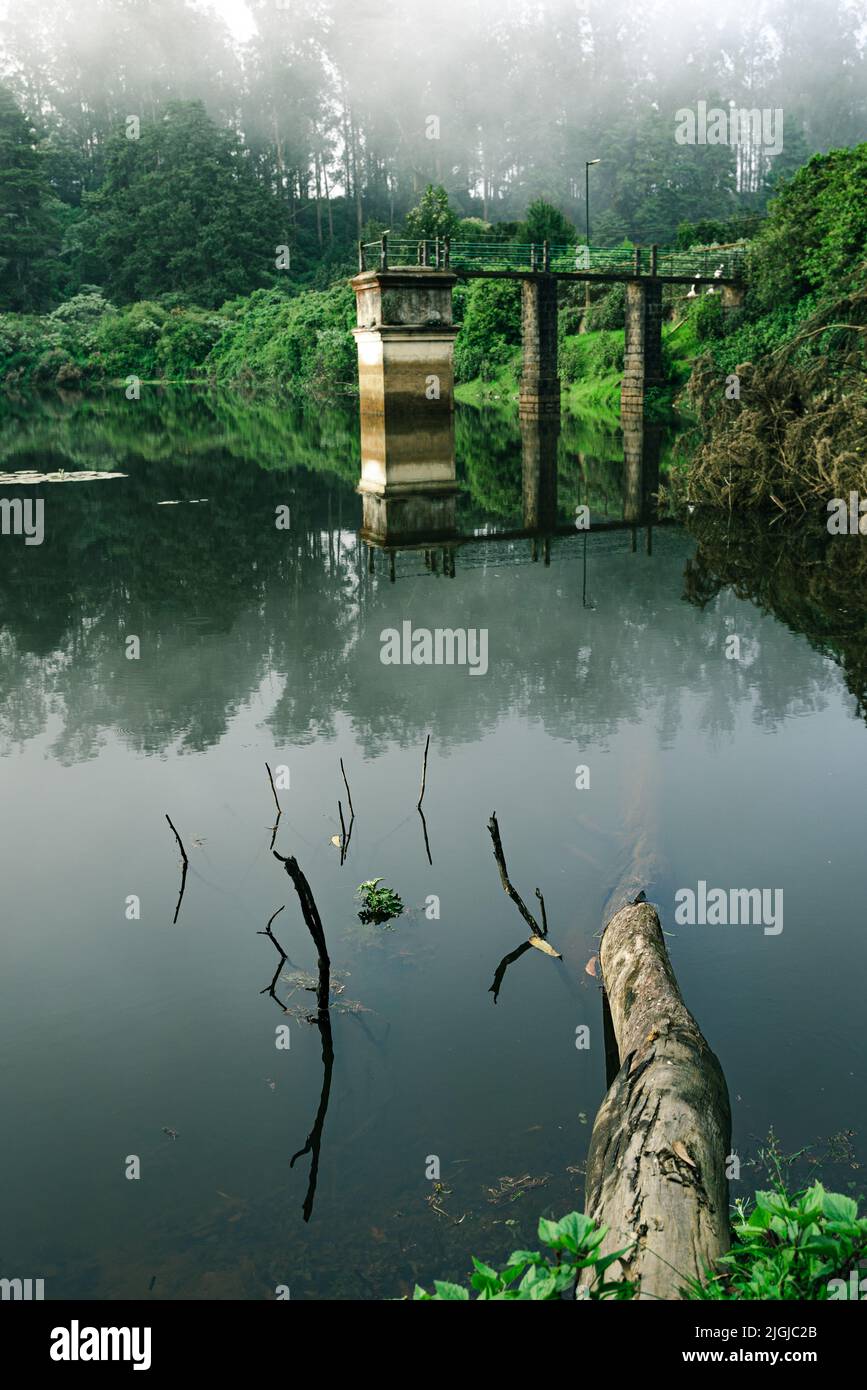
[
  {"left": 519, "top": 276, "right": 560, "bottom": 417},
  {"left": 721, "top": 282, "right": 745, "bottom": 311},
  {"left": 351, "top": 268, "right": 459, "bottom": 417}
]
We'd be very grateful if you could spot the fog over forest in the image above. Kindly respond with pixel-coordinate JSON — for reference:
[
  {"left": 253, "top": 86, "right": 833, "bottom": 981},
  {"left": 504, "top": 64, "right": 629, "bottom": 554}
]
[{"left": 2, "top": 0, "right": 865, "bottom": 267}]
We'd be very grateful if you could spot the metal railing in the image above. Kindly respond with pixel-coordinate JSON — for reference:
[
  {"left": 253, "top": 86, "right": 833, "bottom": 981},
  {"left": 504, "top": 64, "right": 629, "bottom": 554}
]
[{"left": 357, "top": 236, "right": 746, "bottom": 280}]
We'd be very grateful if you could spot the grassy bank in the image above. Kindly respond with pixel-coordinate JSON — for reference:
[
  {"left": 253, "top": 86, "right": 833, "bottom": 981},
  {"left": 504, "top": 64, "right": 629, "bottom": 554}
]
[
  {"left": 679, "top": 144, "right": 867, "bottom": 513},
  {"left": 455, "top": 317, "right": 700, "bottom": 422}
]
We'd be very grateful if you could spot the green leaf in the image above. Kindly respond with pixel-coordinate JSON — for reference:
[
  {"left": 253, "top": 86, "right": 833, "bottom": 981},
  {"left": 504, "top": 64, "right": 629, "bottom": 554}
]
[
  {"left": 433, "top": 1280, "right": 470, "bottom": 1300},
  {"left": 821, "top": 1190, "right": 859, "bottom": 1223}
]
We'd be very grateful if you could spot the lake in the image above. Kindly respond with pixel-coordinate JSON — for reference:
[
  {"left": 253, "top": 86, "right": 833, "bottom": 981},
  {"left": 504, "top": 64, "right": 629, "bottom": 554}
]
[{"left": 0, "top": 388, "right": 864, "bottom": 1299}]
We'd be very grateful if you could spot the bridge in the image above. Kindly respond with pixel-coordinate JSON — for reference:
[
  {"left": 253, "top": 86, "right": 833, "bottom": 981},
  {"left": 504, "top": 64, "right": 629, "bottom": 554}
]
[
  {"left": 351, "top": 234, "right": 746, "bottom": 424},
  {"left": 358, "top": 235, "right": 746, "bottom": 285}
]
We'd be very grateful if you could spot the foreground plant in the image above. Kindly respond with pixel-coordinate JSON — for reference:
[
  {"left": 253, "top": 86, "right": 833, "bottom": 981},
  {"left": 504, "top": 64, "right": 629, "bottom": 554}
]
[
  {"left": 413, "top": 1184, "right": 867, "bottom": 1300},
  {"left": 413, "top": 1212, "right": 636, "bottom": 1300},
  {"left": 688, "top": 1183, "right": 867, "bottom": 1300},
  {"left": 356, "top": 878, "right": 404, "bottom": 925}
]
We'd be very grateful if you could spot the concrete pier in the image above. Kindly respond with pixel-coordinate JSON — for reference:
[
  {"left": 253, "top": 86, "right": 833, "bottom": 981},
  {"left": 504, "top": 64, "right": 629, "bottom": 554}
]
[
  {"left": 519, "top": 277, "right": 560, "bottom": 418},
  {"left": 351, "top": 267, "right": 458, "bottom": 416},
  {"left": 620, "top": 280, "right": 664, "bottom": 414},
  {"left": 351, "top": 266, "right": 460, "bottom": 536}
]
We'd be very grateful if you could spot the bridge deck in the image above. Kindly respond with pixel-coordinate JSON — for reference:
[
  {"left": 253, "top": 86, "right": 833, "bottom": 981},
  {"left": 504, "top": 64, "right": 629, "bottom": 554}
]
[{"left": 359, "top": 236, "right": 746, "bottom": 284}]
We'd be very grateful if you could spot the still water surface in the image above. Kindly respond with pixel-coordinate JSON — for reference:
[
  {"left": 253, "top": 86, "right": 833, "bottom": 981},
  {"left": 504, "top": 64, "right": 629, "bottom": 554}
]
[{"left": 0, "top": 390, "right": 864, "bottom": 1298}]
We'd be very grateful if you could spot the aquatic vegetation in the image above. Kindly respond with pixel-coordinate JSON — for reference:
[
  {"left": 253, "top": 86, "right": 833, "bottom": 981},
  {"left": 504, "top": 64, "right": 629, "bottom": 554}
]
[{"left": 356, "top": 879, "right": 404, "bottom": 926}]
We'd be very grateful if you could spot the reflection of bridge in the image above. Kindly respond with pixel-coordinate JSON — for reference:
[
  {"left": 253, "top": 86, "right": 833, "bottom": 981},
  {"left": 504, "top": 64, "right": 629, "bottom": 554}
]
[
  {"left": 357, "top": 400, "right": 667, "bottom": 580},
  {"left": 352, "top": 237, "right": 745, "bottom": 420}
]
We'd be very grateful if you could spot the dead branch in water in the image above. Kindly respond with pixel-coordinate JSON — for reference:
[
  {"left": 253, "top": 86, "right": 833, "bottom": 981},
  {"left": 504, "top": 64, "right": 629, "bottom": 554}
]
[
  {"left": 417, "top": 733, "right": 430, "bottom": 810},
  {"left": 273, "top": 850, "right": 331, "bottom": 1015},
  {"left": 340, "top": 758, "right": 354, "bottom": 817},
  {"left": 265, "top": 762, "right": 281, "bottom": 816},
  {"left": 165, "top": 813, "right": 189, "bottom": 924},
  {"left": 270, "top": 856, "right": 334, "bottom": 1224},
  {"left": 487, "top": 812, "right": 562, "bottom": 958},
  {"left": 257, "top": 905, "right": 289, "bottom": 1011}
]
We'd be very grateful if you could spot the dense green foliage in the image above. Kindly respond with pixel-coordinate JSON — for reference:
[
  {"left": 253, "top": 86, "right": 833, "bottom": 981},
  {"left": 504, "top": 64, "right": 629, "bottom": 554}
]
[
  {"left": 3, "top": 0, "right": 865, "bottom": 312},
  {"left": 0, "top": 282, "right": 357, "bottom": 392},
  {"left": 404, "top": 185, "right": 461, "bottom": 240},
  {"left": 206, "top": 285, "right": 356, "bottom": 390},
  {"left": 70, "top": 101, "right": 288, "bottom": 308},
  {"left": 0, "top": 85, "right": 60, "bottom": 311},
  {"left": 683, "top": 143, "right": 867, "bottom": 510},
  {"left": 414, "top": 1183, "right": 867, "bottom": 1300},
  {"left": 453, "top": 279, "right": 522, "bottom": 384}
]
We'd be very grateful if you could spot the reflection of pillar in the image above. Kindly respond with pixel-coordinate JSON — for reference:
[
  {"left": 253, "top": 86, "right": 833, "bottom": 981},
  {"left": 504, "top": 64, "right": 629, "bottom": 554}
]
[
  {"left": 520, "top": 276, "right": 560, "bottom": 418},
  {"left": 620, "top": 280, "right": 664, "bottom": 414},
  {"left": 521, "top": 414, "right": 560, "bottom": 531},
  {"left": 357, "top": 407, "right": 458, "bottom": 546},
  {"left": 622, "top": 415, "right": 662, "bottom": 537}
]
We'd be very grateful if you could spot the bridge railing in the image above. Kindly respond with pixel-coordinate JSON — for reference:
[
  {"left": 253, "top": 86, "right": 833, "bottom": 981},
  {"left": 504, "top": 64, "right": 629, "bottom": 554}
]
[{"left": 357, "top": 237, "right": 746, "bottom": 279}]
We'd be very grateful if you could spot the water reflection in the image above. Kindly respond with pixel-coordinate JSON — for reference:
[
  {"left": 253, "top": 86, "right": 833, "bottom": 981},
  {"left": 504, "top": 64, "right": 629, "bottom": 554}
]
[
  {"left": 361, "top": 404, "right": 665, "bottom": 577},
  {"left": 2, "top": 388, "right": 867, "bottom": 1299}
]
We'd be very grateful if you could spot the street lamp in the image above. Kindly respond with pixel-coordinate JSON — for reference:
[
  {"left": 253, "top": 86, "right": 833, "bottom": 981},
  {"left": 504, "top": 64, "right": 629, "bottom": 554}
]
[
  {"left": 585, "top": 159, "right": 600, "bottom": 246},
  {"left": 584, "top": 159, "right": 600, "bottom": 313}
]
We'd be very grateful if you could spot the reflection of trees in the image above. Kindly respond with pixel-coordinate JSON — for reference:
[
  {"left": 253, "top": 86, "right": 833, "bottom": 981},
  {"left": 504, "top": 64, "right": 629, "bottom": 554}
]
[
  {"left": 683, "top": 511, "right": 867, "bottom": 723},
  {"left": 0, "top": 393, "right": 859, "bottom": 760}
]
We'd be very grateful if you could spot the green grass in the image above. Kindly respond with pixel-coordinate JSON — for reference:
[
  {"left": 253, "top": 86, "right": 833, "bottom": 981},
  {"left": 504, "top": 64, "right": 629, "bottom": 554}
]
[{"left": 456, "top": 320, "right": 699, "bottom": 421}]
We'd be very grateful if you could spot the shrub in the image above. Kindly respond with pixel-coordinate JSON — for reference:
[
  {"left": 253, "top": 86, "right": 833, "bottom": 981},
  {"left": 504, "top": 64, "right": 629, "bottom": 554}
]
[{"left": 454, "top": 279, "right": 521, "bottom": 383}]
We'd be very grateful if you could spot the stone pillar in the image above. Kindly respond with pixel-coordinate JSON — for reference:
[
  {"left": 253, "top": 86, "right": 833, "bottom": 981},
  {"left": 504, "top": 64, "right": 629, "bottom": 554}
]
[
  {"left": 351, "top": 266, "right": 458, "bottom": 418},
  {"left": 721, "top": 283, "right": 745, "bottom": 311},
  {"left": 521, "top": 414, "right": 560, "bottom": 531},
  {"left": 520, "top": 276, "right": 560, "bottom": 418},
  {"left": 351, "top": 267, "right": 459, "bottom": 503},
  {"left": 620, "top": 280, "right": 664, "bottom": 414}
]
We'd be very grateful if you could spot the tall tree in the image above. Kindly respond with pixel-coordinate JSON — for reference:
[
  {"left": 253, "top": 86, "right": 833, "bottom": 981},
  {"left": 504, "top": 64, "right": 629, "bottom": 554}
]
[
  {"left": 75, "top": 101, "right": 288, "bottom": 306},
  {"left": 0, "top": 83, "right": 59, "bottom": 310}
]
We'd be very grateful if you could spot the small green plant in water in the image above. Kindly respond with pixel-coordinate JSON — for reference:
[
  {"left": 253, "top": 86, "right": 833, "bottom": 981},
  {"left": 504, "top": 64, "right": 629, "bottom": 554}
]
[{"left": 356, "top": 878, "right": 404, "bottom": 926}]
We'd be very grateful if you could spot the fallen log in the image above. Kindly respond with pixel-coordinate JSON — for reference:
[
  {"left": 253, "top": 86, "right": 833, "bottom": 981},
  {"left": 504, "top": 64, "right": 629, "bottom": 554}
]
[{"left": 583, "top": 901, "right": 731, "bottom": 1300}]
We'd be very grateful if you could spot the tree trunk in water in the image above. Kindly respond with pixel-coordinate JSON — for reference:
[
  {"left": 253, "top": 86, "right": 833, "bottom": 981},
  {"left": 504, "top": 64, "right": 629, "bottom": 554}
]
[{"left": 583, "top": 902, "right": 731, "bottom": 1300}]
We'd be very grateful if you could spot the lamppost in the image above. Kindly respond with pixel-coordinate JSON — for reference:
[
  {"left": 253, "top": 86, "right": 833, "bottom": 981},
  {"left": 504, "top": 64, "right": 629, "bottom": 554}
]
[
  {"left": 585, "top": 158, "right": 600, "bottom": 247},
  {"left": 584, "top": 159, "right": 600, "bottom": 313}
]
